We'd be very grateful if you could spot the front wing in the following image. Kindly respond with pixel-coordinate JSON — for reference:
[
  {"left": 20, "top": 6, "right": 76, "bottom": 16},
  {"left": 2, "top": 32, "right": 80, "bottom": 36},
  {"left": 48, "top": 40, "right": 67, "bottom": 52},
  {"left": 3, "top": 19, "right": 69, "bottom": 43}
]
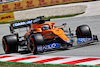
[
  {"left": 77, "top": 35, "right": 98, "bottom": 44},
  {"left": 36, "top": 35, "right": 98, "bottom": 52}
]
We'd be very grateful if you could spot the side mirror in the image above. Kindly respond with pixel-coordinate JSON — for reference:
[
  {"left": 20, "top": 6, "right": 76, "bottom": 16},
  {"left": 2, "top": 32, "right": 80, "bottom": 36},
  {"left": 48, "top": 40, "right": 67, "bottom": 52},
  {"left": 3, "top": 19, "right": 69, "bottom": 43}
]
[{"left": 62, "top": 23, "right": 67, "bottom": 26}]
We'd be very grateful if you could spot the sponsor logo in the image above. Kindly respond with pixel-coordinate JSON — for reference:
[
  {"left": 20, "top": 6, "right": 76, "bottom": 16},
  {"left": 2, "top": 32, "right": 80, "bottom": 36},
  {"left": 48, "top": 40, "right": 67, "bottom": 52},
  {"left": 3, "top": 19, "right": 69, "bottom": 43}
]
[
  {"left": 2, "top": 4, "right": 11, "bottom": 12},
  {"left": 77, "top": 38, "right": 92, "bottom": 44},
  {"left": 13, "top": 20, "right": 32, "bottom": 27},
  {"left": 43, "top": 43, "right": 61, "bottom": 50},
  {"left": 0, "top": 15, "right": 12, "bottom": 20},
  {"left": 37, "top": 46, "right": 43, "bottom": 52},
  {"left": 0, "top": 12, "right": 14, "bottom": 22},
  {"left": 14, "top": 2, "right": 23, "bottom": 10},
  {"left": 26, "top": 0, "right": 34, "bottom": 8}
]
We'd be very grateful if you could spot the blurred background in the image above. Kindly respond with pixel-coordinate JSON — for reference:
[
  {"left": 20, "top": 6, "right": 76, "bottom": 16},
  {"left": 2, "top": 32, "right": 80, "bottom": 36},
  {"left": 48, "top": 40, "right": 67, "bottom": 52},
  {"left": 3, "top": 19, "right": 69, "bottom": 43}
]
[{"left": 0, "top": 0, "right": 23, "bottom": 4}]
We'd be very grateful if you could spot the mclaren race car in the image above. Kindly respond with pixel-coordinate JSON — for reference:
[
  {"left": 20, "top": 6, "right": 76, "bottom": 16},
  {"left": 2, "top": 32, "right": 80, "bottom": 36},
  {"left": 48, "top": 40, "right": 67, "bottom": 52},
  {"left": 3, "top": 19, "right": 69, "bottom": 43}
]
[{"left": 2, "top": 16, "right": 98, "bottom": 54}]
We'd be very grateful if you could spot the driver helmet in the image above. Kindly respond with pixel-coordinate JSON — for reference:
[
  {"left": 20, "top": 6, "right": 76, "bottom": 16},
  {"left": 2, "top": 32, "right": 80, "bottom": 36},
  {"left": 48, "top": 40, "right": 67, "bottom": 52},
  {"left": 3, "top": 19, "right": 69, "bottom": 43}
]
[{"left": 42, "top": 25, "right": 49, "bottom": 30}]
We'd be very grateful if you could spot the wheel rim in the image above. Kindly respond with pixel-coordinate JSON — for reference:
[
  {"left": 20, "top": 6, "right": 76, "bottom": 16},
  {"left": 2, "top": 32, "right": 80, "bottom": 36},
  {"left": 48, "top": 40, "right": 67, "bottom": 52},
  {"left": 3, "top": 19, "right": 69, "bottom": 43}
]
[
  {"left": 29, "top": 37, "right": 35, "bottom": 53},
  {"left": 2, "top": 38, "right": 7, "bottom": 53}
]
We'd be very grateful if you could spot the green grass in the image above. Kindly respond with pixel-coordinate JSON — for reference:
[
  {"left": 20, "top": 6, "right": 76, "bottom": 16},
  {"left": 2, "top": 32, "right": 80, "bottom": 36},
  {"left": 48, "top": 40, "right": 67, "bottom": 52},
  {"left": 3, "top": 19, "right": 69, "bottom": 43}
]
[
  {"left": 0, "top": 12, "right": 84, "bottom": 24},
  {"left": 0, "top": 61, "right": 97, "bottom": 67},
  {"left": 46, "top": 13, "right": 84, "bottom": 19}
]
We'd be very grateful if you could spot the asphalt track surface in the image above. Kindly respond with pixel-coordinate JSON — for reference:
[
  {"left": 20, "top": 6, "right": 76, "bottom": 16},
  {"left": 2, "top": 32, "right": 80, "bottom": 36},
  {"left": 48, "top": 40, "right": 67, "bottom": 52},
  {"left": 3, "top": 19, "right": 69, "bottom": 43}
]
[{"left": 0, "top": 15, "right": 100, "bottom": 57}]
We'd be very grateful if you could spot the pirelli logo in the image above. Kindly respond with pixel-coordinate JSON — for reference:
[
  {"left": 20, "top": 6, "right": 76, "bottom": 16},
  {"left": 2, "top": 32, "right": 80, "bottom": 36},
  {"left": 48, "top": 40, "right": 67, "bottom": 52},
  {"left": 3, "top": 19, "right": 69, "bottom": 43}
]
[{"left": 0, "top": 12, "right": 15, "bottom": 22}]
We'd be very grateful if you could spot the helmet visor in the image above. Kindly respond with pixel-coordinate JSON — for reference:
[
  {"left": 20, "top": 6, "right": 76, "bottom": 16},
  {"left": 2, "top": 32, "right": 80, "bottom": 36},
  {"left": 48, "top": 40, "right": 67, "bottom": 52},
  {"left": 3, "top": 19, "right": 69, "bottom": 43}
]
[{"left": 44, "top": 27, "right": 49, "bottom": 30}]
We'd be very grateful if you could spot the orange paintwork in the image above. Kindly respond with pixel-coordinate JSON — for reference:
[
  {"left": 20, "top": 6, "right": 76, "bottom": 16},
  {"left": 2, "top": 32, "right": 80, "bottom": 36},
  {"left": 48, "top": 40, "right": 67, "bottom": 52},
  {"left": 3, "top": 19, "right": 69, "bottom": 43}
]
[{"left": 25, "top": 22, "right": 70, "bottom": 42}]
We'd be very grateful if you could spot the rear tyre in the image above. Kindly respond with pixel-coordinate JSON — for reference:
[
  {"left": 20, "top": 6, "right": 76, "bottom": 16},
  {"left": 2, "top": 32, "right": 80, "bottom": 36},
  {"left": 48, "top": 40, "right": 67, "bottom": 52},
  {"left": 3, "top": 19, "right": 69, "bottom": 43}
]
[
  {"left": 76, "top": 25, "right": 92, "bottom": 38},
  {"left": 2, "top": 35, "right": 18, "bottom": 54},
  {"left": 28, "top": 33, "right": 44, "bottom": 55}
]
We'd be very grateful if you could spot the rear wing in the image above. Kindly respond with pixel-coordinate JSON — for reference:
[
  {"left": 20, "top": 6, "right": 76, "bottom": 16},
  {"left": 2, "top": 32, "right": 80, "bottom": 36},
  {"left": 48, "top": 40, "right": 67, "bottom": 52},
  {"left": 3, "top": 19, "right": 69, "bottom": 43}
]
[
  {"left": 9, "top": 16, "right": 50, "bottom": 33},
  {"left": 9, "top": 20, "right": 33, "bottom": 33}
]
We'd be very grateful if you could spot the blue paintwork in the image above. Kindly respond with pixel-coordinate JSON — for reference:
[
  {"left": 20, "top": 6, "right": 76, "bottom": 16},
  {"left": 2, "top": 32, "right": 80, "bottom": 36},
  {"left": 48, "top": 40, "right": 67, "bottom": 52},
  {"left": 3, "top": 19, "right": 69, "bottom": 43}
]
[
  {"left": 43, "top": 43, "right": 61, "bottom": 50},
  {"left": 13, "top": 20, "right": 32, "bottom": 27},
  {"left": 37, "top": 43, "right": 61, "bottom": 51},
  {"left": 77, "top": 38, "right": 92, "bottom": 44},
  {"left": 37, "top": 46, "right": 43, "bottom": 52},
  {"left": 64, "top": 40, "right": 72, "bottom": 43}
]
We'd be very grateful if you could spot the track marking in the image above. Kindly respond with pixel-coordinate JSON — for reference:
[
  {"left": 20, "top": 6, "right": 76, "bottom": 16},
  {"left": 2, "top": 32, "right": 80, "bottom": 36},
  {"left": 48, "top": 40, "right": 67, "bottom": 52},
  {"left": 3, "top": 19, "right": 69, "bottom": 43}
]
[
  {"left": 17, "top": 56, "right": 58, "bottom": 63},
  {"left": 31, "top": 57, "right": 68, "bottom": 63},
  {"left": 96, "top": 64, "right": 100, "bottom": 65},
  {"left": 76, "top": 59, "right": 100, "bottom": 65},
  {"left": 45, "top": 57, "right": 87, "bottom": 64},
  {"left": 60, "top": 58, "right": 100, "bottom": 65},
  {"left": 0, "top": 54, "right": 100, "bottom": 66},
  {"left": 7, "top": 56, "right": 39, "bottom": 62},
  {"left": 0, "top": 55, "right": 13, "bottom": 59}
]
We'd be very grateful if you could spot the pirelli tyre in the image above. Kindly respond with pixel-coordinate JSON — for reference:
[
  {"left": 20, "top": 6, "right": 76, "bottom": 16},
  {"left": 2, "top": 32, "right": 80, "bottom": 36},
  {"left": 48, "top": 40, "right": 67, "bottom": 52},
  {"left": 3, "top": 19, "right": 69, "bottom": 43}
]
[
  {"left": 76, "top": 25, "right": 92, "bottom": 38},
  {"left": 28, "top": 33, "right": 44, "bottom": 55},
  {"left": 2, "top": 35, "right": 18, "bottom": 54}
]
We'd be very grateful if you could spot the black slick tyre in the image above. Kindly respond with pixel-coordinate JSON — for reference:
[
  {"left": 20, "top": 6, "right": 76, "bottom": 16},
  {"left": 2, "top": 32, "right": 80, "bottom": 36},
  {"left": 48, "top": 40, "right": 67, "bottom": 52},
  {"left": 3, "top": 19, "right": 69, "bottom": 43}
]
[
  {"left": 2, "top": 35, "right": 18, "bottom": 54},
  {"left": 76, "top": 25, "right": 92, "bottom": 38},
  {"left": 28, "top": 33, "right": 44, "bottom": 55}
]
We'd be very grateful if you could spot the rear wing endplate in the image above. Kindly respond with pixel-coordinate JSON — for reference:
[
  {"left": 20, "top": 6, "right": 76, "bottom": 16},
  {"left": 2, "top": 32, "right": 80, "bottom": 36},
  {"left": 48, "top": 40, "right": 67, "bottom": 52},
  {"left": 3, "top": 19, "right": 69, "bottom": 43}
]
[{"left": 9, "top": 20, "right": 33, "bottom": 33}]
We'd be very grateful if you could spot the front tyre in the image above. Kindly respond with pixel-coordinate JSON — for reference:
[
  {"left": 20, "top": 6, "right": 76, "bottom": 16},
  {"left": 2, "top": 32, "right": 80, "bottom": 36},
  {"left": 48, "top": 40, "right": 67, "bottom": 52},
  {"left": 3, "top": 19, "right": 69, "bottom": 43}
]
[
  {"left": 76, "top": 25, "right": 92, "bottom": 38},
  {"left": 2, "top": 35, "right": 18, "bottom": 54}
]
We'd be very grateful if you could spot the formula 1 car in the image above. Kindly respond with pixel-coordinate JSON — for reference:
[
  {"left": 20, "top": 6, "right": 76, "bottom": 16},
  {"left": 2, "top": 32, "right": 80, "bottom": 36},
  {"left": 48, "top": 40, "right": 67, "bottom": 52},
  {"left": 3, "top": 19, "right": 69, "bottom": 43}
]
[{"left": 2, "top": 16, "right": 98, "bottom": 54}]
